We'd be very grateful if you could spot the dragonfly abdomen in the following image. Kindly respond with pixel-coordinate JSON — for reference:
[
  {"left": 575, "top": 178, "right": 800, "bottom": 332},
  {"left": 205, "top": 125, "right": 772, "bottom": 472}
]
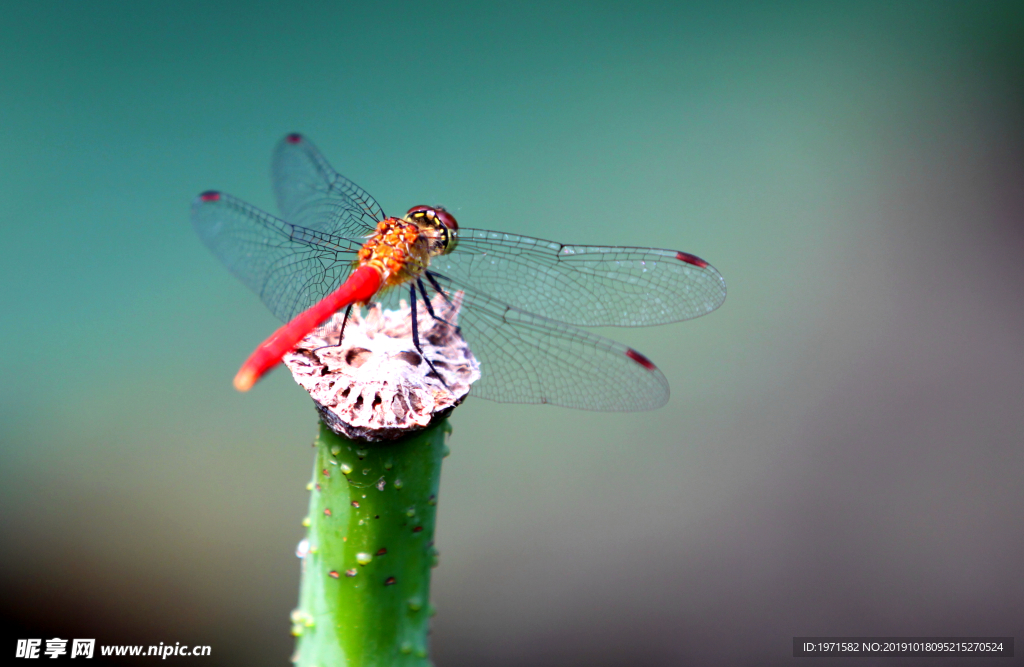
[{"left": 233, "top": 265, "right": 383, "bottom": 391}]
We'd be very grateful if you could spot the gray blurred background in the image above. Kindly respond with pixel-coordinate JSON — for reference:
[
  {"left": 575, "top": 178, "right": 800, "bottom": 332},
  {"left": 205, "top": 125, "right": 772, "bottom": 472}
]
[{"left": 1, "top": 1, "right": 1022, "bottom": 665}]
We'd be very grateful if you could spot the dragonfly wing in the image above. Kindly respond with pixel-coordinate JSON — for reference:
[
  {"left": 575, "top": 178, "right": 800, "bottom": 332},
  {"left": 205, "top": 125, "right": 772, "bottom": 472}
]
[
  {"left": 431, "top": 228, "right": 727, "bottom": 327},
  {"left": 191, "top": 191, "right": 361, "bottom": 322},
  {"left": 271, "top": 133, "right": 384, "bottom": 236},
  {"left": 421, "top": 275, "right": 669, "bottom": 411}
]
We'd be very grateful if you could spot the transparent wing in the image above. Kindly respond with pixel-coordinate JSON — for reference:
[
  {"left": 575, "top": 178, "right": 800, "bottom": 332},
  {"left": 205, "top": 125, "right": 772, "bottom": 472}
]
[
  {"left": 271, "top": 133, "right": 384, "bottom": 236},
  {"left": 431, "top": 228, "right": 727, "bottom": 327},
  {"left": 419, "top": 274, "right": 670, "bottom": 411},
  {"left": 268, "top": 133, "right": 723, "bottom": 327},
  {"left": 191, "top": 191, "right": 361, "bottom": 322}
]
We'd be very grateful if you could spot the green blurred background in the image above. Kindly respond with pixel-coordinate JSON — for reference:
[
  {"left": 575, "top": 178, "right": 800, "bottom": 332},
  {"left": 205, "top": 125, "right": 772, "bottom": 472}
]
[{"left": 2, "top": 1, "right": 1023, "bottom": 665}]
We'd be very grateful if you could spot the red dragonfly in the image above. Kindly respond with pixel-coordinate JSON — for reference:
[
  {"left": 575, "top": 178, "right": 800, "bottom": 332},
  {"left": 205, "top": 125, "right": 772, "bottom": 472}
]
[{"left": 192, "top": 134, "right": 726, "bottom": 411}]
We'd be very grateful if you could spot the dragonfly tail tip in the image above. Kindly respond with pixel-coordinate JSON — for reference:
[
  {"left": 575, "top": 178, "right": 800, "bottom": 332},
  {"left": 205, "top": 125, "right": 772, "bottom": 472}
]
[{"left": 233, "top": 368, "right": 259, "bottom": 392}]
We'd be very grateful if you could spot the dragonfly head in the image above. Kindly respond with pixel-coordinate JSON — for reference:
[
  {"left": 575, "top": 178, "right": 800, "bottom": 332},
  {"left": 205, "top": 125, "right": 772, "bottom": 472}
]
[{"left": 405, "top": 205, "right": 459, "bottom": 255}]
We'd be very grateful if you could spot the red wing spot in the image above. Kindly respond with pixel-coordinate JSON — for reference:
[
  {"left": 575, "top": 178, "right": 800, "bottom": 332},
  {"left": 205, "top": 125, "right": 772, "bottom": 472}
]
[
  {"left": 384, "top": 577, "right": 397, "bottom": 586},
  {"left": 328, "top": 570, "right": 340, "bottom": 579},
  {"left": 376, "top": 548, "right": 387, "bottom": 556},
  {"left": 412, "top": 526, "right": 423, "bottom": 533},
  {"left": 199, "top": 191, "right": 220, "bottom": 202},
  {"left": 626, "top": 348, "right": 657, "bottom": 371},
  {"left": 286, "top": 133, "right": 302, "bottom": 144},
  {"left": 324, "top": 508, "right": 332, "bottom": 517},
  {"left": 675, "top": 251, "right": 708, "bottom": 268}
]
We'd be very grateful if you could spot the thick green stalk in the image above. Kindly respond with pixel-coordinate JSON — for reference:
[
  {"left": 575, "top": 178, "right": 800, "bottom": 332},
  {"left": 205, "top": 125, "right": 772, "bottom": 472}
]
[{"left": 291, "top": 419, "right": 449, "bottom": 667}]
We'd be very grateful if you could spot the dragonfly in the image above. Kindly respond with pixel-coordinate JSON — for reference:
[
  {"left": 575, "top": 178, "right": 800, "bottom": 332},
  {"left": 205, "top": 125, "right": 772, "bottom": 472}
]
[{"left": 191, "top": 134, "right": 726, "bottom": 412}]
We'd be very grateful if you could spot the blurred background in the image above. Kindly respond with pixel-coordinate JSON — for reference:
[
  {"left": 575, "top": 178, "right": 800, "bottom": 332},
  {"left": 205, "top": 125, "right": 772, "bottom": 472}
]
[{"left": 2, "top": 1, "right": 1022, "bottom": 665}]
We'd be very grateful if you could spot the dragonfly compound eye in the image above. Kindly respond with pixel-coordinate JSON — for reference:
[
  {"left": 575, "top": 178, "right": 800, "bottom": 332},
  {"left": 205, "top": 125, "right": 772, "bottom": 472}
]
[{"left": 406, "top": 205, "right": 459, "bottom": 232}]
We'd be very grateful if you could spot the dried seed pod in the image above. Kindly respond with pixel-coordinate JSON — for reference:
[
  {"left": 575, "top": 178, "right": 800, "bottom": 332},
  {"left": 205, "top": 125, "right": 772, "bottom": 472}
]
[{"left": 283, "top": 291, "right": 479, "bottom": 441}]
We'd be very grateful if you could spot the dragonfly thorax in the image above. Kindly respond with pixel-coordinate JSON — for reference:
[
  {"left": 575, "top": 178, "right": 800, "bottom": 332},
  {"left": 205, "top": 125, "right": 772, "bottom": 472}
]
[{"left": 357, "top": 218, "right": 434, "bottom": 289}]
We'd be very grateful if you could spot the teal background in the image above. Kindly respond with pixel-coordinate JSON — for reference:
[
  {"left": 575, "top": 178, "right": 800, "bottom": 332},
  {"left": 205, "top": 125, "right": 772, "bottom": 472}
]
[{"left": 2, "top": 1, "right": 1023, "bottom": 664}]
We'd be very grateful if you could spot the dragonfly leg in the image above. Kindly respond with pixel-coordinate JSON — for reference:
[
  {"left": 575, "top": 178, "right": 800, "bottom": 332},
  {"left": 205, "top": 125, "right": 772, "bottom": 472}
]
[
  {"left": 410, "top": 284, "right": 451, "bottom": 391},
  {"left": 313, "top": 304, "right": 353, "bottom": 352},
  {"left": 417, "top": 278, "right": 461, "bottom": 333},
  {"left": 424, "top": 271, "right": 453, "bottom": 304}
]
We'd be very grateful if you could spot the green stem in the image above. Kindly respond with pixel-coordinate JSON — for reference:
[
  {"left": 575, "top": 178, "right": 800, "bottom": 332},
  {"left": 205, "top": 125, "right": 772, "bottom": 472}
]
[{"left": 291, "top": 419, "right": 450, "bottom": 667}]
